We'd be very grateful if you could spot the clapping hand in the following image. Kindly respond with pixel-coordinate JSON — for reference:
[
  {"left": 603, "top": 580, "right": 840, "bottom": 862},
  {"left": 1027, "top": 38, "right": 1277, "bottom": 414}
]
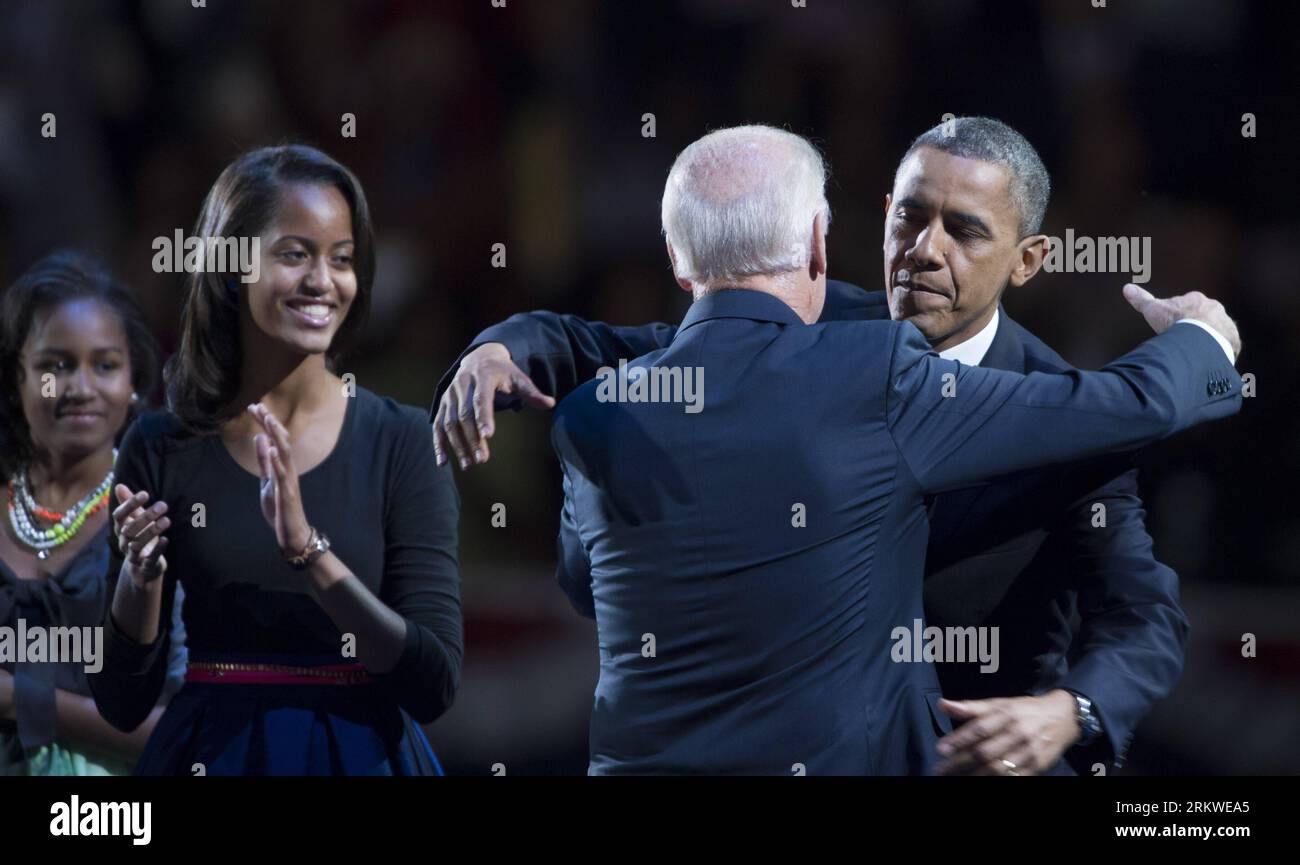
[
  {"left": 248, "top": 402, "right": 312, "bottom": 556},
  {"left": 112, "top": 485, "right": 170, "bottom": 588}
]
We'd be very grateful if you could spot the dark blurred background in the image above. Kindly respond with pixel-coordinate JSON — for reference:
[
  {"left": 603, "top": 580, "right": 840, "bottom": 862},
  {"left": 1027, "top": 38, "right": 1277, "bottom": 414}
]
[{"left": 1, "top": 0, "right": 1295, "bottom": 774}]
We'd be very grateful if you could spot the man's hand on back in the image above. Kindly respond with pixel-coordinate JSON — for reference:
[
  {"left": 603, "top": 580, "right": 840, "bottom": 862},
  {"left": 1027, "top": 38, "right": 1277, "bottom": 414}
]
[
  {"left": 434, "top": 342, "right": 555, "bottom": 469},
  {"left": 933, "top": 690, "right": 1082, "bottom": 776}
]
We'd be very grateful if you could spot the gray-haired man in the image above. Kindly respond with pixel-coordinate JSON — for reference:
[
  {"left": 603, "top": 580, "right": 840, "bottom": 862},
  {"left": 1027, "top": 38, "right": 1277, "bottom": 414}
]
[{"left": 435, "top": 121, "right": 1239, "bottom": 774}]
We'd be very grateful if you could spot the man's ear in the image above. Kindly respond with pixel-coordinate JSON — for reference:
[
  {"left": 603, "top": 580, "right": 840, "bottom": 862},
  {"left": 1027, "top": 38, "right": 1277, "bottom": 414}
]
[
  {"left": 1009, "top": 234, "right": 1049, "bottom": 288},
  {"left": 666, "top": 241, "right": 693, "bottom": 293},
  {"left": 882, "top": 194, "right": 893, "bottom": 254},
  {"left": 808, "top": 213, "right": 828, "bottom": 281}
]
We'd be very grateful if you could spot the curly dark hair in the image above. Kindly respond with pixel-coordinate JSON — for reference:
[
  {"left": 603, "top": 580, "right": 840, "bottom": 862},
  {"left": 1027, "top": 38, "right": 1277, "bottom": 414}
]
[
  {"left": 164, "top": 144, "right": 375, "bottom": 434},
  {"left": 0, "top": 250, "right": 159, "bottom": 479}
]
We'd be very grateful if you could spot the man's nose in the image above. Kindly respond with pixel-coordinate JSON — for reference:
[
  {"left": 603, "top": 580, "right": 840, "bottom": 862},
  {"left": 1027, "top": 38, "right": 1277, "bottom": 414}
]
[{"left": 907, "top": 222, "right": 947, "bottom": 269}]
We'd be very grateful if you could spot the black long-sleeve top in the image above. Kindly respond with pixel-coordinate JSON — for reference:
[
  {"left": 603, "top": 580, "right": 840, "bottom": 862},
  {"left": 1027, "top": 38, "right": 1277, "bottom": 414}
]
[
  {"left": 88, "top": 387, "right": 462, "bottom": 729},
  {"left": 2, "top": 525, "right": 187, "bottom": 760}
]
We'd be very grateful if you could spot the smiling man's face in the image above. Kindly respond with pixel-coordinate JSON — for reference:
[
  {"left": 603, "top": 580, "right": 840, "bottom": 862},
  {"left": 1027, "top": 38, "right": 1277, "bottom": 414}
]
[{"left": 883, "top": 146, "right": 1036, "bottom": 352}]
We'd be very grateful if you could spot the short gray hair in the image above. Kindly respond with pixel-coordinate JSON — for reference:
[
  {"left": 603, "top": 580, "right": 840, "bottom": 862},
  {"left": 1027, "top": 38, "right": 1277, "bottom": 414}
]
[
  {"left": 662, "top": 125, "right": 831, "bottom": 286},
  {"left": 898, "top": 116, "right": 1051, "bottom": 237}
]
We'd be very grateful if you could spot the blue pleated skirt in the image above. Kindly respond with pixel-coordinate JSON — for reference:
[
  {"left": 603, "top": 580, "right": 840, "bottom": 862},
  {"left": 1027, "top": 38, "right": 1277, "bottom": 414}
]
[{"left": 135, "top": 653, "right": 443, "bottom": 776}]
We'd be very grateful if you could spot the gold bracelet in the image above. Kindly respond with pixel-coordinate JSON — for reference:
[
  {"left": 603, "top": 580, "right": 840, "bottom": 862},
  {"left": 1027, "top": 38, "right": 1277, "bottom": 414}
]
[{"left": 284, "top": 526, "right": 330, "bottom": 569}]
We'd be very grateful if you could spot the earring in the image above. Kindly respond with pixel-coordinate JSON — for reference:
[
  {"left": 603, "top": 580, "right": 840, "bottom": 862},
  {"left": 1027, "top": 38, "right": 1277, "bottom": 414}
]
[{"left": 131, "top": 392, "right": 140, "bottom": 402}]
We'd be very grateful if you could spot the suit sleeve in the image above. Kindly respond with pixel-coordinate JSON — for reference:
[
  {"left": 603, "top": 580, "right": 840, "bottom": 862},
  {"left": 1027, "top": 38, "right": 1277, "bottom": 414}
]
[
  {"left": 1054, "top": 466, "right": 1188, "bottom": 773},
  {"left": 885, "top": 321, "right": 1242, "bottom": 494},
  {"left": 432, "top": 313, "right": 677, "bottom": 417},
  {"left": 160, "top": 582, "right": 190, "bottom": 704},
  {"left": 371, "top": 411, "right": 464, "bottom": 723},
  {"left": 88, "top": 418, "right": 179, "bottom": 732},
  {"left": 817, "top": 280, "right": 883, "bottom": 323},
  {"left": 555, "top": 462, "right": 595, "bottom": 619}
]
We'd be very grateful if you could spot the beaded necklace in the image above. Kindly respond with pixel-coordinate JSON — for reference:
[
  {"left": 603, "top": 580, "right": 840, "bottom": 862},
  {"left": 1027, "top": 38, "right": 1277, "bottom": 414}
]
[{"left": 6, "top": 450, "right": 116, "bottom": 560}]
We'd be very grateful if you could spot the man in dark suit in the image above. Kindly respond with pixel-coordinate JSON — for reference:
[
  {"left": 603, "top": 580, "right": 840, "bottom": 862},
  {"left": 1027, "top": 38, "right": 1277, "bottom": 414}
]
[{"left": 433, "top": 123, "right": 1242, "bottom": 774}]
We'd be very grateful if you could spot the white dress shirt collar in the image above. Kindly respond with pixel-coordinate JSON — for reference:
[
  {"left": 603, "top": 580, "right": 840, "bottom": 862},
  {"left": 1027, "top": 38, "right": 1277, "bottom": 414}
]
[{"left": 937, "top": 307, "right": 1000, "bottom": 366}]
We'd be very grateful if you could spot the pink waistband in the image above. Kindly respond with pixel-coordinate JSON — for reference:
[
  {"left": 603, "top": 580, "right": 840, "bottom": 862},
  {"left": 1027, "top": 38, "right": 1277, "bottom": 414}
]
[{"left": 184, "top": 661, "right": 374, "bottom": 686}]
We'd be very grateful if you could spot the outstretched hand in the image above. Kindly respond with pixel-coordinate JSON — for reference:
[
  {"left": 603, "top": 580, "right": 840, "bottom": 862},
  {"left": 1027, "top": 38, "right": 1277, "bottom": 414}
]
[{"left": 434, "top": 342, "right": 555, "bottom": 470}]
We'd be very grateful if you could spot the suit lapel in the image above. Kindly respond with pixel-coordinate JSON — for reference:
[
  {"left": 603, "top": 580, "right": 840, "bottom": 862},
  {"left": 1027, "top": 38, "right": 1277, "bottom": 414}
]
[
  {"left": 925, "top": 307, "right": 1023, "bottom": 548},
  {"left": 978, "top": 305, "right": 1025, "bottom": 373}
]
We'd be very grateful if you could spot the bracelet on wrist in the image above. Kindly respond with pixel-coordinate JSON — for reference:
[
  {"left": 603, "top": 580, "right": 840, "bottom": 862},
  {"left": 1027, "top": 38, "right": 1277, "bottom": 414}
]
[{"left": 284, "top": 526, "right": 330, "bottom": 570}]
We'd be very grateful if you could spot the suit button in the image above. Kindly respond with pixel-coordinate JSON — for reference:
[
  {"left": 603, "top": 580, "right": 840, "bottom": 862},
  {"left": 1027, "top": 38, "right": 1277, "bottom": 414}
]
[{"left": 1207, "top": 382, "right": 1215, "bottom": 396}]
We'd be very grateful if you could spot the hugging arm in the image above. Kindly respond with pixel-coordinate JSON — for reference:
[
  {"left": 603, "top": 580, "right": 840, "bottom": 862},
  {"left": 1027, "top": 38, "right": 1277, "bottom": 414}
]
[
  {"left": 886, "top": 322, "right": 1241, "bottom": 494},
  {"left": 432, "top": 313, "right": 676, "bottom": 469}
]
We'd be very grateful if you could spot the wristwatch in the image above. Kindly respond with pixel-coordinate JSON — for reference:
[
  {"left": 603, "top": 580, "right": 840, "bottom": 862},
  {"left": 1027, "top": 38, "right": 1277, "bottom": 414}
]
[
  {"left": 285, "top": 527, "right": 330, "bottom": 570},
  {"left": 1069, "top": 691, "right": 1104, "bottom": 744}
]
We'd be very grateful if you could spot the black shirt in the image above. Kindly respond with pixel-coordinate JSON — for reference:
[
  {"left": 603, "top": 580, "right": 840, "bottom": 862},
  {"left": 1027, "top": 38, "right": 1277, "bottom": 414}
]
[
  {"left": 90, "top": 387, "right": 462, "bottom": 728},
  {"left": 1, "top": 524, "right": 188, "bottom": 769}
]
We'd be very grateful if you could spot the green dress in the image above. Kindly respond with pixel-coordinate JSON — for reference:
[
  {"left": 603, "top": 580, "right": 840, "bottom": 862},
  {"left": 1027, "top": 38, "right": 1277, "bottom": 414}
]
[{"left": 0, "top": 739, "right": 128, "bottom": 775}]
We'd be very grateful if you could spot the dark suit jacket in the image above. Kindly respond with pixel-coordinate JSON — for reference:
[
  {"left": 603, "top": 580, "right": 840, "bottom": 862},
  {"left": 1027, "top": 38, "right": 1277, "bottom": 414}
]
[
  {"left": 434, "top": 281, "right": 1206, "bottom": 772},
  {"left": 821, "top": 285, "right": 1191, "bottom": 774},
  {"left": 509, "top": 287, "right": 1238, "bottom": 774}
]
